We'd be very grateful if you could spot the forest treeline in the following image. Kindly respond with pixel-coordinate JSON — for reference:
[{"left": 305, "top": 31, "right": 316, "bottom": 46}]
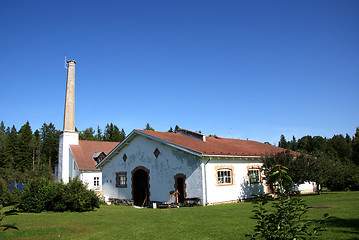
[
  {"left": 278, "top": 129, "right": 359, "bottom": 166},
  {"left": 274, "top": 128, "right": 359, "bottom": 191},
  {"left": 0, "top": 121, "right": 126, "bottom": 174},
  {"left": 1, "top": 120, "right": 358, "bottom": 190}
]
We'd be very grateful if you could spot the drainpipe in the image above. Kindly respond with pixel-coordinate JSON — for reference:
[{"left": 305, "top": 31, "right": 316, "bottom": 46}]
[{"left": 202, "top": 157, "right": 211, "bottom": 206}]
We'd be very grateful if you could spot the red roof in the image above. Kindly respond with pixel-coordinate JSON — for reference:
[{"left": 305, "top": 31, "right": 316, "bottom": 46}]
[
  {"left": 70, "top": 140, "right": 119, "bottom": 170},
  {"left": 136, "top": 130, "right": 292, "bottom": 156}
]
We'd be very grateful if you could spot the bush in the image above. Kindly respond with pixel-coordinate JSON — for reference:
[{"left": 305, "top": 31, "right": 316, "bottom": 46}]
[
  {"left": 17, "top": 177, "right": 100, "bottom": 213},
  {"left": 62, "top": 177, "right": 100, "bottom": 212},
  {"left": 246, "top": 165, "right": 330, "bottom": 239},
  {"left": 17, "top": 177, "right": 53, "bottom": 213}
]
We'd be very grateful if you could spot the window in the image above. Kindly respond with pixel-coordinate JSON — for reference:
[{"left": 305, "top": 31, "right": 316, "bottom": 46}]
[
  {"left": 248, "top": 169, "right": 261, "bottom": 183},
  {"left": 116, "top": 172, "right": 127, "bottom": 188},
  {"left": 94, "top": 177, "right": 100, "bottom": 187},
  {"left": 217, "top": 169, "right": 232, "bottom": 185}
]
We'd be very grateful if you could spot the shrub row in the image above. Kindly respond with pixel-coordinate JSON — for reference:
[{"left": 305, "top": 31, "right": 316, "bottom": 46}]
[{"left": 2, "top": 177, "right": 100, "bottom": 212}]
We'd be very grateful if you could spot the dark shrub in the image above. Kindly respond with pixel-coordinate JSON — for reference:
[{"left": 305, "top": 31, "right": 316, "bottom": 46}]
[
  {"left": 17, "top": 177, "right": 53, "bottom": 213},
  {"left": 17, "top": 177, "right": 100, "bottom": 212},
  {"left": 62, "top": 177, "right": 100, "bottom": 212}
]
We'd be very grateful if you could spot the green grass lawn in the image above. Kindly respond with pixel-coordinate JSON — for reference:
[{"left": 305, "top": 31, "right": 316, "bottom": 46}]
[{"left": 1, "top": 191, "right": 359, "bottom": 239}]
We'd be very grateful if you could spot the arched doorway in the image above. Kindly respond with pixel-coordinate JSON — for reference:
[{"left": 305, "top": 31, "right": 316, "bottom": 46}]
[
  {"left": 174, "top": 174, "right": 186, "bottom": 203},
  {"left": 132, "top": 166, "right": 150, "bottom": 206}
]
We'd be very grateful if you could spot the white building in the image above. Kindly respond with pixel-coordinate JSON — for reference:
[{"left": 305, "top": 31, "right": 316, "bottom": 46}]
[
  {"left": 57, "top": 60, "right": 119, "bottom": 191},
  {"left": 58, "top": 60, "right": 315, "bottom": 202},
  {"left": 96, "top": 128, "right": 314, "bottom": 206}
]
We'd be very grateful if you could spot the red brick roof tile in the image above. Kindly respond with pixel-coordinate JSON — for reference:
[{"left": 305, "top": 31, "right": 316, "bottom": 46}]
[{"left": 70, "top": 140, "right": 119, "bottom": 170}]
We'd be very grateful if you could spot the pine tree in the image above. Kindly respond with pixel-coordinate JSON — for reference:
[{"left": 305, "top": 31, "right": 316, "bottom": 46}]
[
  {"left": 96, "top": 125, "right": 102, "bottom": 141},
  {"left": 112, "top": 125, "right": 122, "bottom": 142},
  {"left": 291, "top": 136, "right": 298, "bottom": 151},
  {"left": 103, "top": 123, "right": 125, "bottom": 142},
  {"left": 16, "top": 121, "right": 33, "bottom": 171},
  {"left": 278, "top": 134, "right": 288, "bottom": 149},
  {"left": 352, "top": 127, "right": 359, "bottom": 165},
  {"left": 33, "top": 130, "right": 42, "bottom": 170},
  {"left": 0, "top": 121, "right": 5, "bottom": 132},
  {"left": 144, "top": 123, "right": 154, "bottom": 131},
  {"left": 0, "top": 121, "right": 6, "bottom": 167},
  {"left": 168, "top": 127, "right": 173, "bottom": 132},
  {"left": 79, "top": 127, "right": 96, "bottom": 140},
  {"left": 103, "top": 123, "right": 113, "bottom": 141},
  {"left": 120, "top": 129, "right": 126, "bottom": 142},
  {"left": 40, "top": 123, "right": 60, "bottom": 170},
  {"left": 3, "top": 126, "right": 18, "bottom": 169}
]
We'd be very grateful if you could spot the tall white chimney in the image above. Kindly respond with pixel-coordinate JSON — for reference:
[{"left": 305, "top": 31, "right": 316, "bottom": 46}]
[
  {"left": 58, "top": 60, "right": 79, "bottom": 183},
  {"left": 63, "top": 60, "right": 76, "bottom": 132}
]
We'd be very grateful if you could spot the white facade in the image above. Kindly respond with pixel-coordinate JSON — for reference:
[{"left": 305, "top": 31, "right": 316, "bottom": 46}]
[
  {"left": 58, "top": 132, "right": 79, "bottom": 183},
  {"left": 101, "top": 134, "right": 203, "bottom": 203},
  {"left": 203, "top": 158, "right": 266, "bottom": 204},
  {"left": 99, "top": 132, "right": 268, "bottom": 205},
  {"left": 80, "top": 171, "right": 102, "bottom": 191},
  {"left": 58, "top": 132, "right": 102, "bottom": 191},
  {"left": 293, "top": 181, "right": 317, "bottom": 194}
]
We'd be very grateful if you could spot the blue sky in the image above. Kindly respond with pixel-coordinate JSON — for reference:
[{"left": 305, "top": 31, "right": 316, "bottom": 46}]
[{"left": 1, "top": 0, "right": 358, "bottom": 145}]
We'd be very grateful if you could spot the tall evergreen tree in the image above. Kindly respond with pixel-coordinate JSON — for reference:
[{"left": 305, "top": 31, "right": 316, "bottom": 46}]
[
  {"left": 96, "top": 125, "right": 102, "bottom": 140},
  {"left": 0, "top": 121, "right": 5, "bottom": 132},
  {"left": 278, "top": 134, "right": 288, "bottom": 149},
  {"left": 33, "top": 129, "right": 42, "bottom": 170},
  {"left": 0, "top": 121, "right": 6, "bottom": 167},
  {"left": 40, "top": 123, "right": 60, "bottom": 170},
  {"left": 103, "top": 123, "right": 114, "bottom": 141},
  {"left": 103, "top": 123, "right": 125, "bottom": 142},
  {"left": 112, "top": 125, "right": 124, "bottom": 142},
  {"left": 17, "top": 121, "right": 33, "bottom": 171},
  {"left": 3, "top": 126, "right": 18, "bottom": 169},
  {"left": 120, "top": 129, "right": 126, "bottom": 141},
  {"left": 290, "top": 136, "right": 297, "bottom": 151},
  {"left": 352, "top": 127, "right": 359, "bottom": 165},
  {"left": 79, "top": 127, "right": 96, "bottom": 140}
]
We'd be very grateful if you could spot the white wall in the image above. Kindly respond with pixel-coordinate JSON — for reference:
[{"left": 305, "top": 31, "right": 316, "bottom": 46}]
[
  {"left": 101, "top": 134, "right": 203, "bottom": 203},
  {"left": 69, "top": 149, "right": 80, "bottom": 180},
  {"left": 81, "top": 171, "right": 102, "bottom": 191},
  {"left": 204, "top": 158, "right": 266, "bottom": 204},
  {"left": 67, "top": 149, "right": 101, "bottom": 191},
  {"left": 293, "top": 182, "right": 316, "bottom": 193},
  {"left": 58, "top": 132, "right": 79, "bottom": 183}
]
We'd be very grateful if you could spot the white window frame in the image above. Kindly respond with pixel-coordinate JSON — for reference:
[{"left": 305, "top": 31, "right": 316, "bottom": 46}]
[
  {"left": 217, "top": 169, "right": 232, "bottom": 185},
  {"left": 248, "top": 169, "right": 261, "bottom": 184},
  {"left": 94, "top": 177, "right": 100, "bottom": 187}
]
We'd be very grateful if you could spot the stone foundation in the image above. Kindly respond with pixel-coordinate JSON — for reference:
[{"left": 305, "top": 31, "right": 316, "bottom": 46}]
[{"left": 109, "top": 198, "right": 133, "bottom": 206}]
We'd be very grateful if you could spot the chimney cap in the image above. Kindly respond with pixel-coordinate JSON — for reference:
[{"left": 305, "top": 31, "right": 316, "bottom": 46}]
[{"left": 67, "top": 60, "right": 76, "bottom": 64}]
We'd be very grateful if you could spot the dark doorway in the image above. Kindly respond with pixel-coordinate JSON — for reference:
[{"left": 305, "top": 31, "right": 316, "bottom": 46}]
[
  {"left": 174, "top": 174, "right": 186, "bottom": 203},
  {"left": 132, "top": 167, "right": 150, "bottom": 206}
]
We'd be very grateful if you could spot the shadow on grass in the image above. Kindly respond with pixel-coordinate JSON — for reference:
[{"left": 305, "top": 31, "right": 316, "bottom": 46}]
[{"left": 309, "top": 217, "right": 359, "bottom": 239}]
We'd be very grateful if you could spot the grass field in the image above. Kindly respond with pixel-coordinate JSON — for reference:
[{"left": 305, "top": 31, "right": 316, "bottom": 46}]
[{"left": 1, "top": 191, "right": 359, "bottom": 239}]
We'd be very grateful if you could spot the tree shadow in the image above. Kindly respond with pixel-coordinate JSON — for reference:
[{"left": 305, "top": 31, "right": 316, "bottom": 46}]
[
  {"left": 238, "top": 177, "right": 265, "bottom": 200},
  {"left": 308, "top": 217, "right": 359, "bottom": 239}
]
